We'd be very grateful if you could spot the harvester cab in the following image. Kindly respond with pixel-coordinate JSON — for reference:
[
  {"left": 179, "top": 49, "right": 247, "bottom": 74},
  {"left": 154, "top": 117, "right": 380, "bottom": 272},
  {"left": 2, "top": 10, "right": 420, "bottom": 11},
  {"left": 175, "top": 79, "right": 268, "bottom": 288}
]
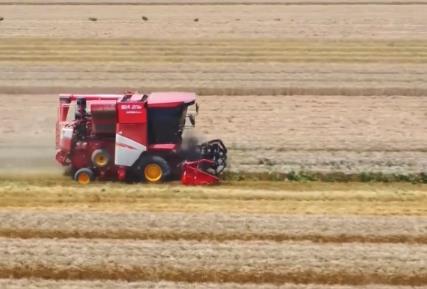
[{"left": 55, "top": 92, "right": 227, "bottom": 185}]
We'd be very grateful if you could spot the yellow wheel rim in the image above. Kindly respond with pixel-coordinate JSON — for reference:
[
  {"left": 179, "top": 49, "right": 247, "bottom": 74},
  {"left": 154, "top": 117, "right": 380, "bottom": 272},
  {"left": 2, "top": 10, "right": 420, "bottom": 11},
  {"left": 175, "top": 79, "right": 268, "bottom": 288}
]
[
  {"left": 95, "top": 154, "right": 108, "bottom": 167},
  {"left": 77, "top": 172, "right": 91, "bottom": 185},
  {"left": 144, "top": 163, "right": 163, "bottom": 183}
]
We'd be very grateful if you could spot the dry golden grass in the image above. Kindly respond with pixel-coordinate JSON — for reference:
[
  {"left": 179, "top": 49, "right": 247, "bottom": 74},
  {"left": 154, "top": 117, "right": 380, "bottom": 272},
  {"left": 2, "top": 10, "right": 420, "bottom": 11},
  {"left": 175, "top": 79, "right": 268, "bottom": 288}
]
[{"left": 0, "top": 179, "right": 425, "bottom": 215}]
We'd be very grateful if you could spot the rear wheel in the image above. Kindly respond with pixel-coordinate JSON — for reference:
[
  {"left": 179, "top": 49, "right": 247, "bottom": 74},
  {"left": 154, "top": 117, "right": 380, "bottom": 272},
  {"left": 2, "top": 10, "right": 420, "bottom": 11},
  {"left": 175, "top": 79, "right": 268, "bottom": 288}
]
[
  {"left": 91, "top": 149, "right": 111, "bottom": 168},
  {"left": 74, "top": 168, "right": 95, "bottom": 185},
  {"left": 137, "top": 155, "right": 170, "bottom": 184}
]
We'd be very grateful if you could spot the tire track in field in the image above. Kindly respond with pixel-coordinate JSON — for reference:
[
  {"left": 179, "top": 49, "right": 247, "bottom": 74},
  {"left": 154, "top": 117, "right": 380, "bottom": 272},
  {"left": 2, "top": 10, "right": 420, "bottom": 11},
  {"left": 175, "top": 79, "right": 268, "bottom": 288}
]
[
  {"left": 0, "top": 267, "right": 425, "bottom": 286},
  {"left": 1, "top": 228, "right": 426, "bottom": 244}
]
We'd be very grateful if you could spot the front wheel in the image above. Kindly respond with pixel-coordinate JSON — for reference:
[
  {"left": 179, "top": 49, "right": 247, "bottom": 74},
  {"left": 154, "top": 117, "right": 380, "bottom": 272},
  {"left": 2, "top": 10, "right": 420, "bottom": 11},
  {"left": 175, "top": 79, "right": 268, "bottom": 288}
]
[
  {"left": 74, "top": 168, "right": 95, "bottom": 185},
  {"left": 137, "top": 155, "right": 171, "bottom": 184}
]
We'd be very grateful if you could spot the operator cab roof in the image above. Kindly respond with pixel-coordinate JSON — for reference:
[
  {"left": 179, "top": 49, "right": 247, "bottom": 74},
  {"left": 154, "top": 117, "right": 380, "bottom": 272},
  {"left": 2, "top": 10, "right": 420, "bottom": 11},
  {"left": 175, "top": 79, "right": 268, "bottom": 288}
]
[
  {"left": 59, "top": 92, "right": 196, "bottom": 108},
  {"left": 147, "top": 92, "right": 196, "bottom": 108}
]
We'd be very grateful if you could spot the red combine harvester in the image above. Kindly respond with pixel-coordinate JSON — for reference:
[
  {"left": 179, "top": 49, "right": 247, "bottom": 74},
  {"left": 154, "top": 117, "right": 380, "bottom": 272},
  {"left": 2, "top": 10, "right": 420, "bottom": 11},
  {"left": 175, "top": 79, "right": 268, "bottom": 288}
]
[{"left": 55, "top": 92, "right": 227, "bottom": 185}]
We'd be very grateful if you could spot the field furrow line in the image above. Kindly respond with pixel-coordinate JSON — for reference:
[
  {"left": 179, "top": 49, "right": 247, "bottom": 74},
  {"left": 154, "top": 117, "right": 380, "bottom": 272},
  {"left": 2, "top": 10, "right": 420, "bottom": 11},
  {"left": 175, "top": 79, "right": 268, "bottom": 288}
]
[{"left": 2, "top": 228, "right": 427, "bottom": 243}]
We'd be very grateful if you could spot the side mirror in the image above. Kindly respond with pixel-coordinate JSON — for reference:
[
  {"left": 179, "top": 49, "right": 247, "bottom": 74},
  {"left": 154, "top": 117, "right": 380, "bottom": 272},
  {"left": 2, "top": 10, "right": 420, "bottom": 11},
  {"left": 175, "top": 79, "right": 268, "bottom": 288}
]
[{"left": 188, "top": 114, "right": 196, "bottom": 126}]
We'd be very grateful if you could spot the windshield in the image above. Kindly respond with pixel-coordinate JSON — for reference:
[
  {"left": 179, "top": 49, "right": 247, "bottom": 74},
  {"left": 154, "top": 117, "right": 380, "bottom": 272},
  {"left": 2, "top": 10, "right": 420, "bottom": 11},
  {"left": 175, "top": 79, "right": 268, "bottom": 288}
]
[{"left": 148, "top": 105, "right": 187, "bottom": 144}]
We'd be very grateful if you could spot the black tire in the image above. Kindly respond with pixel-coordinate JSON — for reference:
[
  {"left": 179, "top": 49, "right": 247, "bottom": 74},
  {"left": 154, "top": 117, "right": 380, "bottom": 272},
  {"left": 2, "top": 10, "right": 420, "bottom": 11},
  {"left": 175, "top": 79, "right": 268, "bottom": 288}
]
[
  {"left": 136, "top": 155, "right": 171, "bottom": 183},
  {"left": 74, "top": 168, "right": 95, "bottom": 185},
  {"left": 91, "top": 149, "right": 111, "bottom": 168}
]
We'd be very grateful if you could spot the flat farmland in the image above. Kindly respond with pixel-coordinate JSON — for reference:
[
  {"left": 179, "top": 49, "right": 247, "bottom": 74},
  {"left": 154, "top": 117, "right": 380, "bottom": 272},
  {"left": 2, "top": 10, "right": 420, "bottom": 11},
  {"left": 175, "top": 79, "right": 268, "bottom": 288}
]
[
  {"left": 0, "top": 179, "right": 426, "bottom": 288},
  {"left": 0, "top": 2, "right": 426, "bottom": 288}
]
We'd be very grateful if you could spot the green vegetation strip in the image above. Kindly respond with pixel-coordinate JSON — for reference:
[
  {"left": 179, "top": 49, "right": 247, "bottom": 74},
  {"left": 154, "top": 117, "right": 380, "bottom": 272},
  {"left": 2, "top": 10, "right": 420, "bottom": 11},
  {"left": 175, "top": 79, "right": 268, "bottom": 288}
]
[{"left": 225, "top": 171, "right": 427, "bottom": 183}]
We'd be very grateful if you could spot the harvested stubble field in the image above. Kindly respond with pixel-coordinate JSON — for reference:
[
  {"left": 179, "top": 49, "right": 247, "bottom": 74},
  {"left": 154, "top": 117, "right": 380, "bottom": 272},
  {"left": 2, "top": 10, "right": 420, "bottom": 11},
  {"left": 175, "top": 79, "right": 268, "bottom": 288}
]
[
  {"left": 0, "top": 0, "right": 427, "bottom": 288},
  {"left": 0, "top": 178, "right": 426, "bottom": 288}
]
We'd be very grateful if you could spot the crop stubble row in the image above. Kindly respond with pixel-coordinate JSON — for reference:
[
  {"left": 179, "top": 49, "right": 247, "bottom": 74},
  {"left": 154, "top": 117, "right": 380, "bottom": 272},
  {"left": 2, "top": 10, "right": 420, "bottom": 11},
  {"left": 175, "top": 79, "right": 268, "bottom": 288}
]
[
  {"left": 1, "top": 238, "right": 426, "bottom": 285},
  {"left": 0, "top": 211, "right": 426, "bottom": 243}
]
